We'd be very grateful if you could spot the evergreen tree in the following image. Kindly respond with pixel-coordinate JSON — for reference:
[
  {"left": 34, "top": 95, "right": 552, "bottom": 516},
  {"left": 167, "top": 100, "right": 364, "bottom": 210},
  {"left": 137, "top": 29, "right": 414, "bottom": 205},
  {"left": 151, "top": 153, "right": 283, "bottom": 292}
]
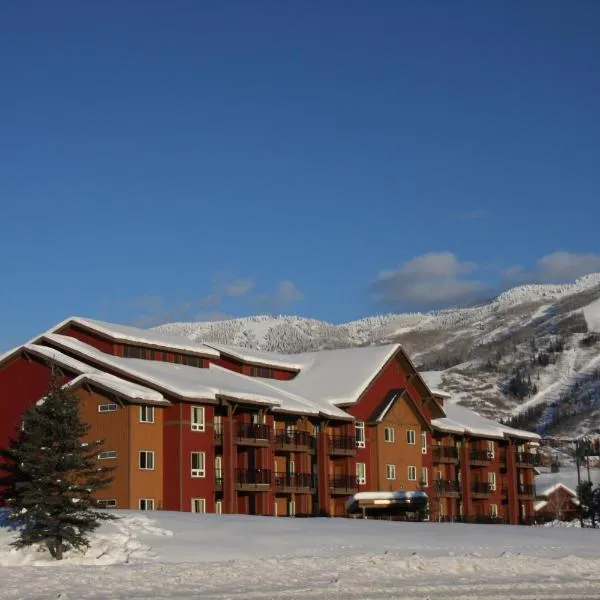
[{"left": 0, "top": 369, "right": 115, "bottom": 560}]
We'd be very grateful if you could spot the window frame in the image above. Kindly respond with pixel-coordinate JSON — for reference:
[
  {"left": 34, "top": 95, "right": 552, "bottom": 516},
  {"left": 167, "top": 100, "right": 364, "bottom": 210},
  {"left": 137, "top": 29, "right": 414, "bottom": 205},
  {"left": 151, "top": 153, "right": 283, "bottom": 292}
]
[
  {"left": 215, "top": 500, "right": 222, "bottom": 515},
  {"left": 487, "top": 440, "right": 495, "bottom": 458},
  {"left": 356, "top": 462, "right": 366, "bottom": 485},
  {"left": 488, "top": 471, "right": 497, "bottom": 491},
  {"left": 191, "top": 498, "right": 206, "bottom": 513},
  {"left": 139, "top": 498, "right": 155, "bottom": 511},
  {"left": 407, "top": 465, "right": 417, "bottom": 481},
  {"left": 288, "top": 500, "right": 296, "bottom": 517},
  {"left": 191, "top": 406, "right": 206, "bottom": 432},
  {"left": 98, "top": 403, "right": 118, "bottom": 413},
  {"left": 421, "top": 466, "right": 428, "bottom": 487},
  {"left": 490, "top": 503, "right": 498, "bottom": 518},
  {"left": 355, "top": 420, "right": 366, "bottom": 448},
  {"left": 139, "top": 450, "right": 155, "bottom": 471},
  {"left": 139, "top": 405, "right": 155, "bottom": 424},
  {"left": 98, "top": 450, "right": 117, "bottom": 460},
  {"left": 421, "top": 431, "right": 427, "bottom": 454},
  {"left": 384, "top": 426, "right": 395, "bottom": 443},
  {"left": 191, "top": 451, "right": 206, "bottom": 478},
  {"left": 97, "top": 499, "right": 117, "bottom": 508},
  {"left": 406, "top": 429, "right": 416, "bottom": 445},
  {"left": 385, "top": 464, "right": 396, "bottom": 480}
]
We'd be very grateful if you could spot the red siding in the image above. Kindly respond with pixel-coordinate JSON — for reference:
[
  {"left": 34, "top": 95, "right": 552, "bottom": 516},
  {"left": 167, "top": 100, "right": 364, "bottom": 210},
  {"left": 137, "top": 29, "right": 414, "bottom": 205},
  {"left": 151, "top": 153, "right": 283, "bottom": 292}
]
[
  {"left": 163, "top": 403, "right": 181, "bottom": 510},
  {"left": 210, "top": 356, "right": 244, "bottom": 373},
  {"left": 58, "top": 324, "right": 115, "bottom": 354},
  {"left": 0, "top": 356, "right": 55, "bottom": 452}
]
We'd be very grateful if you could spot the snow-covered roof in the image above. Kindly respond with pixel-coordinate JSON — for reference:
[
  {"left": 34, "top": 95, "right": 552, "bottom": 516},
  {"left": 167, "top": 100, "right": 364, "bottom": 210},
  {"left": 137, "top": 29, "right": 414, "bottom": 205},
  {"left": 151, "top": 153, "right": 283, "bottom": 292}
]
[
  {"left": 50, "top": 317, "right": 220, "bottom": 357},
  {"left": 20, "top": 344, "right": 169, "bottom": 405},
  {"left": 419, "top": 371, "right": 452, "bottom": 399},
  {"left": 431, "top": 402, "right": 541, "bottom": 441},
  {"left": 39, "top": 334, "right": 350, "bottom": 419},
  {"left": 66, "top": 373, "right": 169, "bottom": 406},
  {"left": 538, "top": 482, "right": 579, "bottom": 500},
  {"left": 262, "top": 344, "right": 401, "bottom": 407},
  {"left": 202, "top": 342, "right": 304, "bottom": 370}
]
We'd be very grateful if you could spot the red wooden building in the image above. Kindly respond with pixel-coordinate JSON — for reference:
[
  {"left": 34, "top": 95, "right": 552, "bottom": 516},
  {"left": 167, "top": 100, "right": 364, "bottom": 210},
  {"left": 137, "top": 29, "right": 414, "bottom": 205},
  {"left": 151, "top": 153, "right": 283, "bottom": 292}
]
[{"left": 0, "top": 317, "right": 539, "bottom": 523}]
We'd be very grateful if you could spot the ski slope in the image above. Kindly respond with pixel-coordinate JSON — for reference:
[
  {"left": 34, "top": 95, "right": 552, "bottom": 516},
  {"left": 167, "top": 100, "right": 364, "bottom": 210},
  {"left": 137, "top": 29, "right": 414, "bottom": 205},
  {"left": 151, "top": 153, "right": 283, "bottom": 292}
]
[{"left": 2, "top": 511, "right": 600, "bottom": 599}]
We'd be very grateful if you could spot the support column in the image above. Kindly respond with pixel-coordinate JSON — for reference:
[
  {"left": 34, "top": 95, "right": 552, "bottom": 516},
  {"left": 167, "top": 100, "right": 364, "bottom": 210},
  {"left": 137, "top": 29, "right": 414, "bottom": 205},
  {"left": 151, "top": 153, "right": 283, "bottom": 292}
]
[
  {"left": 223, "top": 403, "right": 237, "bottom": 514},
  {"left": 317, "top": 421, "right": 330, "bottom": 516},
  {"left": 506, "top": 440, "right": 519, "bottom": 525},
  {"left": 460, "top": 438, "right": 472, "bottom": 520}
]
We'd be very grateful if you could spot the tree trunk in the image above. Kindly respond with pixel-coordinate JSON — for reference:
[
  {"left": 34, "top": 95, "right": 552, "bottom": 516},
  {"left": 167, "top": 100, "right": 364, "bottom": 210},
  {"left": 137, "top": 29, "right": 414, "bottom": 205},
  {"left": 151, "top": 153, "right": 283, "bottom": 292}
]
[{"left": 55, "top": 535, "right": 63, "bottom": 560}]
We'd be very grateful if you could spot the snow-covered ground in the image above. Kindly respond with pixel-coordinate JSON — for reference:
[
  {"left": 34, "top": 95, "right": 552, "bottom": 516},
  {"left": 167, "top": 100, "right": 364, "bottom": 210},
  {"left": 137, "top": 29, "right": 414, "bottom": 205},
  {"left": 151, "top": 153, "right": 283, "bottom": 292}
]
[{"left": 2, "top": 511, "right": 600, "bottom": 599}]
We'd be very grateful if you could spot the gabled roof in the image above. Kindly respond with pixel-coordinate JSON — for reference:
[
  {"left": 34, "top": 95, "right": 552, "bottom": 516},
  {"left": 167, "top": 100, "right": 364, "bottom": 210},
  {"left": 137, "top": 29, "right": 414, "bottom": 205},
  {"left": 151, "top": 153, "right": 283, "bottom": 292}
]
[
  {"left": 49, "top": 317, "right": 220, "bottom": 357},
  {"left": 261, "top": 344, "right": 402, "bottom": 407},
  {"left": 538, "top": 482, "right": 579, "bottom": 500},
  {"left": 366, "top": 388, "right": 431, "bottom": 430},
  {"left": 38, "top": 334, "right": 350, "bottom": 419}
]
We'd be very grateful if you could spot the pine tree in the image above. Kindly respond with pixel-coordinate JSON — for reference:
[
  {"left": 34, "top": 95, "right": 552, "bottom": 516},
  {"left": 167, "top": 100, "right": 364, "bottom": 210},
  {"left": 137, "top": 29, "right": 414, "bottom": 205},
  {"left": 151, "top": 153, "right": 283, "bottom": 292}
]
[{"left": 0, "top": 369, "right": 115, "bottom": 560}]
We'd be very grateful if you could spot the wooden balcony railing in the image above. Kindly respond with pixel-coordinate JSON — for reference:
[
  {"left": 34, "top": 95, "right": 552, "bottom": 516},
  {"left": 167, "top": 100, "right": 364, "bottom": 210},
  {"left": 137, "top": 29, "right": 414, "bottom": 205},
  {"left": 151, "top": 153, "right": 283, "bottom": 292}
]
[
  {"left": 330, "top": 474, "right": 358, "bottom": 493},
  {"left": 235, "top": 468, "right": 271, "bottom": 490},
  {"left": 273, "top": 430, "right": 315, "bottom": 452},
  {"left": 433, "top": 446, "right": 459, "bottom": 463},
  {"left": 274, "top": 472, "right": 314, "bottom": 491},
  {"left": 434, "top": 479, "right": 460, "bottom": 495},
  {"left": 470, "top": 449, "right": 492, "bottom": 465},
  {"left": 236, "top": 423, "right": 271, "bottom": 445},
  {"left": 328, "top": 435, "right": 356, "bottom": 455},
  {"left": 516, "top": 453, "right": 537, "bottom": 467},
  {"left": 471, "top": 482, "right": 492, "bottom": 496},
  {"left": 518, "top": 484, "right": 536, "bottom": 497}
]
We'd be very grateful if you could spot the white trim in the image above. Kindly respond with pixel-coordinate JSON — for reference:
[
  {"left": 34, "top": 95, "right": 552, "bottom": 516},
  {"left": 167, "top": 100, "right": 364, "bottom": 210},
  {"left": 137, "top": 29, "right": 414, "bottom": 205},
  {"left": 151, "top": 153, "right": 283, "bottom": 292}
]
[
  {"left": 139, "top": 405, "right": 155, "bottom": 424},
  {"left": 98, "top": 403, "right": 118, "bottom": 413},
  {"left": 191, "top": 451, "right": 206, "bottom": 478},
  {"left": 215, "top": 500, "right": 222, "bottom": 515},
  {"left": 191, "top": 498, "right": 206, "bottom": 513},
  {"left": 407, "top": 465, "right": 417, "bottom": 481},
  {"left": 139, "top": 450, "right": 155, "bottom": 470},
  {"left": 384, "top": 426, "right": 395, "bottom": 443},
  {"left": 406, "top": 429, "right": 416, "bottom": 445},
  {"left": 191, "top": 406, "right": 205, "bottom": 432},
  {"left": 355, "top": 420, "right": 366, "bottom": 448},
  {"left": 356, "top": 462, "right": 366, "bottom": 485},
  {"left": 139, "top": 498, "right": 155, "bottom": 510},
  {"left": 385, "top": 464, "right": 396, "bottom": 480},
  {"left": 98, "top": 450, "right": 117, "bottom": 460}
]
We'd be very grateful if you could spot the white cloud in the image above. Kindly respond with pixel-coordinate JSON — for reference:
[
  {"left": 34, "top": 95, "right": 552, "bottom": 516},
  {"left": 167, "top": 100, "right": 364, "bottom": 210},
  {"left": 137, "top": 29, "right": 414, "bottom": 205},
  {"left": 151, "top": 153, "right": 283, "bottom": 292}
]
[
  {"left": 256, "top": 280, "right": 304, "bottom": 312},
  {"left": 372, "top": 252, "right": 486, "bottom": 309},
  {"left": 504, "top": 251, "right": 600, "bottom": 284}
]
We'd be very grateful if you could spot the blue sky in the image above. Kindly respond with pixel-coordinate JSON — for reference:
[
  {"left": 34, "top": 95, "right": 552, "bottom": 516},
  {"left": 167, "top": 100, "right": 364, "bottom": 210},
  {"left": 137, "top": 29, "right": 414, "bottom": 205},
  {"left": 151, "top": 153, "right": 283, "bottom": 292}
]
[{"left": 1, "top": 0, "right": 599, "bottom": 348}]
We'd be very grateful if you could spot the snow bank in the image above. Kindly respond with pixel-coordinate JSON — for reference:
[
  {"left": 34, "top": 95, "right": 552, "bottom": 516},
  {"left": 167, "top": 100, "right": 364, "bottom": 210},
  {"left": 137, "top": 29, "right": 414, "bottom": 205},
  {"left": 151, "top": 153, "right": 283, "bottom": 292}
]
[{"left": 2, "top": 511, "right": 600, "bottom": 599}]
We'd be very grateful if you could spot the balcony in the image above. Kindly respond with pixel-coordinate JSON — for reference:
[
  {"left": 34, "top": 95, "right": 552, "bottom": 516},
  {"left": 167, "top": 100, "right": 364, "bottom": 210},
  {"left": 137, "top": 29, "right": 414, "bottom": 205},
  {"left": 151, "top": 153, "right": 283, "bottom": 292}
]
[
  {"left": 214, "top": 428, "right": 223, "bottom": 446},
  {"left": 328, "top": 434, "right": 356, "bottom": 456},
  {"left": 516, "top": 453, "right": 537, "bottom": 468},
  {"left": 518, "top": 484, "right": 536, "bottom": 498},
  {"left": 274, "top": 472, "right": 315, "bottom": 493},
  {"left": 235, "top": 468, "right": 271, "bottom": 491},
  {"left": 235, "top": 423, "right": 271, "bottom": 446},
  {"left": 274, "top": 430, "right": 315, "bottom": 452},
  {"left": 215, "top": 475, "right": 223, "bottom": 491},
  {"left": 330, "top": 474, "right": 358, "bottom": 494},
  {"left": 471, "top": 482, "right": 492, "bottom": 497},
  {"left": 433, "top": 446, "right": 459, "bottom": 464},
  {"left": 434, "top": 479, "right": 460, "bottom": 497},
  {"left": 470, "top": 449, "right": 492, "bottom": 466}
]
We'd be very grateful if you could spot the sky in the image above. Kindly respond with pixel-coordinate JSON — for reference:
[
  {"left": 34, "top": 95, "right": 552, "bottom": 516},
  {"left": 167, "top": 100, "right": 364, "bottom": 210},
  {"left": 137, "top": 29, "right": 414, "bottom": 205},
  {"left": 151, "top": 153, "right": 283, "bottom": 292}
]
[{"left": 1, "top": 0, "right": 599, "bottom": 349}]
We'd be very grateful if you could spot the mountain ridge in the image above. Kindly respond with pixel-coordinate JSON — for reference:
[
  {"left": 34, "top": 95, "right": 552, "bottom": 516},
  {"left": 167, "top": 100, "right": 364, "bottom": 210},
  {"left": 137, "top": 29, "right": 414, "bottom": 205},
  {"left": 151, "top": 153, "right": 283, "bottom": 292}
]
[{"left": 153, "top": 274, "right": 600, "bottom": 436}]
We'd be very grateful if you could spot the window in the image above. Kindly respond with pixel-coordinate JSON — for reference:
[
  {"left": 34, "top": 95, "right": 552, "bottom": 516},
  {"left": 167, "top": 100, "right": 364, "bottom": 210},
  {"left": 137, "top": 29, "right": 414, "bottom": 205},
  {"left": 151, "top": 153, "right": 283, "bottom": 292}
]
[
  {"left": 355, "top": 421, "right": 366, "bottom": 448},
  {"left": 98, "top": 450, "right": 117, "bottom": 460},
  {"left": 139, "top": 498, "right": 154, "bottom": 511},
  {"left": 215, "top": 500, "right": 222, "bottom": 515},
  {"left": 215, "top": 455, "right": 223, "bottom": 480},
  {"left": 487, "top": 440, "right": 495, "bottom": 459},
  {"left": 288, "top": 500, "right": 296, "bottom": 517},
  {"left": 490, "top": 503, "right": 498, "bottom": 518},
  {"left": 214, "top": 415, "right": 222, "bottom": 435},
  {"left": 384, "top": 427, "right": 395, "bottom": 443},
  {"left": 421, "top": 431, "right": 427, "bottom": 454},
  {"left": 287, "top": 459, "right": 295, "bottom": 476},
  {"left": 183, "top": 355, "right": 203, "bottom": 368},
  {"left": 191, "top": 451, "right": 206, "bottom": 478},
  {"left": 488, "top": 471, "right": 497, "bottom": 491},
  {"left": 407, "top": 465, "right": 417, "bottom": 481},
  {"left": 249, "top": 366, "right": 275, "bottom": 378},
  {"left": 191, "top": 406, "right": 205, "bottom": 432},
  {"left": 356, "top": 462, "right": 366, "bottom": 485},
  {"left": 386, "top": 464, "right": 396, "bottom": 480},
  {"left": 421, "top": 467, "right": 428, "bottom": 487},
  {"left": 406, "top": 430, "right": 416, "bottom": 445},
  {"left": 139, "top": 405, "right": 154, "bottom": 423},
  {"left": 97, "top": 499, "right": 117, "bottom": 508},
  {"left": 191, "top": 498, "right": 206, "bottom": 513},
  {"left": 98, "top": 403, "right": 118, "bottom": 413},
  {"left": 139, "top": 451, "right": 154, "bottom": 470}
]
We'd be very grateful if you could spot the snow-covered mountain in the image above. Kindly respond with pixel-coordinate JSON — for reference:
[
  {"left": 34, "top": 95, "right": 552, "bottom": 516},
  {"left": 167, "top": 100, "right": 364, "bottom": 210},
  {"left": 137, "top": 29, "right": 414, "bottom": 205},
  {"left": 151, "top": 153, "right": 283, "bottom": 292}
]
[{"left": 153, "top": 274, "right": 600, "bottom": 436}]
